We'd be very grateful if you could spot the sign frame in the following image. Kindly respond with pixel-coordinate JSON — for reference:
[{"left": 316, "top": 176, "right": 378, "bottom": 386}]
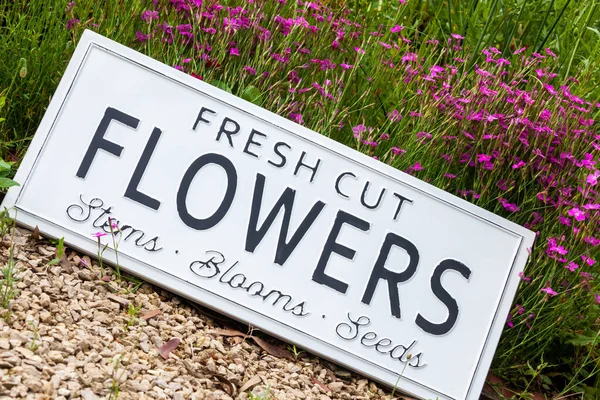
[{"left": 2, "top": 30, "right": 535, "bottom": 400}]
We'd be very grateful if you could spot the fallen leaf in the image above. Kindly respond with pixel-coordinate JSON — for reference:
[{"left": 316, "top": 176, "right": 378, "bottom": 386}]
[
  {"left": 482, "top": 373, "right": 513, "bottom": 399},
  {"left": 141, "top": 309, "right": 161, "bottom": 320},
  {"left": 208, "top": 328, "right": 246, "bottom": 338},
  {"left": 239, "top": 375, "right": 262, "bottom": 393},
  {"left": 311, "top": 377, "right": 331, "bottom": 392},
  {"left": 159, "top": 337, "right": 181, "bottom": 359},
  {"left": 325, "top": 368, "right": 338, "bottom": 382},
  {"left": 252, "top": 336, "right": 293, "bottom": 359},
  {"left": 101, "top": 275, "right": 112, "bottom": 282},
  {"left": 213, "top": 373, "right": 237, "bottom": 397},
  {"left": 31, "top": 226, "right": 41, "bottom": 240}
]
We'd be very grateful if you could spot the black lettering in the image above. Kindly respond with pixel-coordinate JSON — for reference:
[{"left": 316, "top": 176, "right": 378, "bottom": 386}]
[
  {"left": 361, "top": 181, "right": 386, "bottom": 209},
  {"left": 293, "top": 151, "right": 321, "bottom": 183},
  {"left": 177, "top": 153, "right": 237, "bottom": 230},
  {"left": 415, "top": 259, "right": 471, "bottom": 335},
  {"left": 312, "top": 211, "right": 369, "bottom": 293},
  {"left": 77, "top": 107, "right": 139, "bottom": 178},
  {"left": 243, "top": 129, "right": 267, "bottom": 158},
  {"left": 216, "top": 117, "right": 241, "bottom": 147},
  {"left": 192, "top": 107, "right": 216, "bottom": 130},
  {"left": 360, "top": 332, "right": 378, "bottom": 347},
  {"left": 66, "top": 195, "right": 103, "bottom": 222},
  {"left": 375, "top": 338, "right": 393, "bottom": 354},
  {"left": 334, "top": 172, "right": 356, "bottom": 199},
  {"left": 246, "top": 173, "right": 326, "bottom": 265},
  {"left": 335, "top": 313, "right": 370, "bottom": 340},
  {"left": 393, "top": 193, "right": 413, "bottom": 220},
  {"left": 268, "top": 142, "right": 291, "bottom": 168},
  {"left": 124, "top": 127, "right": 162, "bottom": 210},
  {"left": 361, "top": 232, "right": 419, "bottom": 318}
]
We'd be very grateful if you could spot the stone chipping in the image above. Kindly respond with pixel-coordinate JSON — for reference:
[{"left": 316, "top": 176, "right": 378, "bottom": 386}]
[{"left": 0, "top": 227, "right": 420, "bottom": 400}]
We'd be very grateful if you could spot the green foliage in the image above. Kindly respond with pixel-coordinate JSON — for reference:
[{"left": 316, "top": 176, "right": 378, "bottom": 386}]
[
  {"left": 47, "top": 237, "right": 65, "bottom": 266},
  {"left": 0, "top": 0, "right": 599, "bottom": 397}
]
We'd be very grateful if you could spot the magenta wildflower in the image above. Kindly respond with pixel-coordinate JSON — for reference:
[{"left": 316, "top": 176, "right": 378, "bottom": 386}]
[
  {"left": 136, "top": 31, "right": 150, "bottom": 42},
  {"left": 581, "top": 255, "right": 596, "bottom": 266},
  {"left": 595, "top": 294, "right": 600, "bottom": 304},
  {"left": 66, "top": 18, "right": 80, "bottom": 30},
  {"left": 243, "top": 66, "right": 256, "bottom": 75},
  {"left": 230, "top": 47, "right": 240, "bottom": 56},
  {"left": 340, "top": 63, "right": 354, "bottom": 70},
  {"left": 586, "top": 171, "right": 599, "bottom": 186},
  {"left": 352, "top": 124, "right": 367, "bottom": 138},
  {"left": 512, "top": 160, "right": 526, "bottom": 169},
  {"left": 567, "top": 207, "right": 586, "bottom": 221},
  {"left": 391, "top": 147, "right": 405, "bottom": 155},
  {"left": 565, "top": 261, "right": 579, "bottom": 272},
  {"left": 518, "top": 271, "right": 531, "bottom": 282},
  {"left": 444, "top": 173, "right": 456, "bottom": 179},
  {"left": 388, "top": 109, "right": 402, "bottom": 122},
  {"left": 92, "top": 232, "right": 107, "bottom": 238},
  {"left": 354, "top": 46, "right": 365, "bottom": 54},
  {"left": 141, "top": 10, "right": 159, "bottom": 23},
  {"left": 541, "top": 287, "right": 558, "bottom": 296},
  {"left": 289, "top": 112, "right": 303, "bottom": 124},
  {"left": 390, "top": 25, "right": 404, "bottom": 33},
  {"left": 450, "top": 33, "right": 464, "bottom": 40}
]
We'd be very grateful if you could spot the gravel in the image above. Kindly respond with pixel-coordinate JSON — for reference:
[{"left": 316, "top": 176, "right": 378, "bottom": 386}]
[{"left": 0, "top": 227, "right": 415, "bottom": 400}]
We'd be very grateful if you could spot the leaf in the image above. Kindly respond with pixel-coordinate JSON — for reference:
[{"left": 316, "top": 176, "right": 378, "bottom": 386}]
[
  {"left": 239, "top": 375, "right": 261, "bottom": 393},
  {"left": 159, "top": 337, "right": 181, "bottom": 359},
  {"left": 141, "top": 309, "right": 161, "bottom": 320},
  {"left": 568, "top": 333, "right": 596, "bottom": 346},
  {"left": 0, "top": 160, "right": 12, "bottom": 175},
  {"left": 31, "top": 226, "right": 41, "bottom": 241},
  {"left": 251, "top": 336, "right": 293, "bottom": 359},
  {"left": 0, "top": 96, "right": 5, "bottom": 110},
  {"left": 212, "top": 80, "right": 232, "bottom": 93},
  {"left": 208, "top": 328, "right": 246, "bottom": 338},
  {"left": 213, "top": 373, "right": 237, "bottom": 397},
  {"left": 311, "top": 377, "right": 331, "bottom": 392},
  {"left": 0, "top": 177, "right": 19, "bottom": 190},
  {"left": 0, "top": 118, "right": 5, "bottom": 123},
  {"left": 241, "top": 85, "right": 263, "bottom": 105}
]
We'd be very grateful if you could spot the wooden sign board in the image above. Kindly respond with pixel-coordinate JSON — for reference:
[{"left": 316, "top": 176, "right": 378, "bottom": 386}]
[{"left": 2, "top": 30, "right": 534, "bottom": 400}]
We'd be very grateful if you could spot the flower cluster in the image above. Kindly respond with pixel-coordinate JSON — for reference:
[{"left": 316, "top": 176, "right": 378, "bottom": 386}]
[{"left": 64, "top": 0, "right": 599, "bottom": 391}]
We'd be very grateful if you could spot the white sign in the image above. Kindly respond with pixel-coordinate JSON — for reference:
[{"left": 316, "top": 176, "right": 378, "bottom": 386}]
[{"left": 3, "top": 30, "right": 534, "bottom": 400}]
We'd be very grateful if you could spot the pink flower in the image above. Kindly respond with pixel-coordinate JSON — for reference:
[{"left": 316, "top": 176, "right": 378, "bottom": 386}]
[
  {"left": 243, "top": 66, "right": 256, "bottom": 75},
  {"left": 567, "top": 207, "right": 586, "bottom": 221},
  {"left": 444, "top": 173, "right": 456, "bottom": 179},
  {"left": 565, "top": 261, "right": 579, "bottom": 272},
  {"left": 92, "top": 232, "right": 107, "bottom": 238},
  {"left": 412, "top": 162, "right": 423, "bottom": 171},
  {"left": 136, "top": 31, "right": 150, "bottom": 42},
  {"left": 390, "top": 25, "right": 404, "bottom": 33},
  {"left": 586, "top": 171, "right": 599, "bottom": 186},
  {"left": 518, "top": 271, "right": 531, "bottom": 282},
  {"left": 66, "top": 18, "right": 80, "bottom": 30},
  {"left": 581, "top": 255, "right": 596, "bottom": 266},
  {"left": 141, "top": 10, "right": 159, "bottom": 23},
  {"left": 512, "top": 160, "right": 526, "bottom": 169},
  {"left": 392, "top": 147, "right": 405, "bottom": 155},
  {"left": 340, "top": 63, "right": 354, "bottom": 70},
  {"left": 477, "top": 154, "right": 492, "bottom": 163},
  {"left": 450, "top": 33, "right": 464, "bottom": 40},
  {"left": 541, "top": 287, "right": 558, "bottom": 296},
  {"left": 229, "top": 47, "right": 240, "bottom": 56},
  {"left": 289, "top": 112, "right": 303, "bottom": 124},
  {"left": 595, "top": 294, "right": 600, "bottom": 304},
  {"left": 352, "top": 124, "right": 367, "bottom": 138}
]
